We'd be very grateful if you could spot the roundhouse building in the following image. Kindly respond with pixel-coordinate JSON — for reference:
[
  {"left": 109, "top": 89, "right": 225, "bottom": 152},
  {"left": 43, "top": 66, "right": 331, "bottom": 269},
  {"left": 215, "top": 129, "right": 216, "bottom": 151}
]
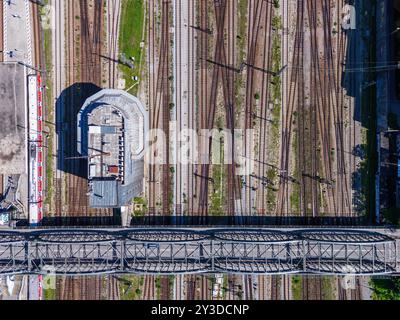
[{"left": 77, "top": 90, "right": 147, "bottom": 208}]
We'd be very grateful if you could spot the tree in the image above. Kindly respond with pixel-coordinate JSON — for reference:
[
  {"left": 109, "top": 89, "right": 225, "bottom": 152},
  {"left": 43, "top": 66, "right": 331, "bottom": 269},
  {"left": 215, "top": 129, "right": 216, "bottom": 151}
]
[{"left": 371, "top": 278, "right": 400, "bottom": 300}]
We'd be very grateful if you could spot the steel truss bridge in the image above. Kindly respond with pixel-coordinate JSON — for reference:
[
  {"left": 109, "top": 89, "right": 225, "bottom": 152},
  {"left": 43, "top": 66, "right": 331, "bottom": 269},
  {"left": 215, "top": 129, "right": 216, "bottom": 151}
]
[{"left": 0, "top": 228, "right": 399, "bottom": 276}]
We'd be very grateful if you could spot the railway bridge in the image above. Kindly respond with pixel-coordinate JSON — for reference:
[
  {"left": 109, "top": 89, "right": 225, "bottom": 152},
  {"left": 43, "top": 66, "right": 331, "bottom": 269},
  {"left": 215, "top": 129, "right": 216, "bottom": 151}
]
[{"left": 0, "top": 228, "right": 399, "bottom": 276}]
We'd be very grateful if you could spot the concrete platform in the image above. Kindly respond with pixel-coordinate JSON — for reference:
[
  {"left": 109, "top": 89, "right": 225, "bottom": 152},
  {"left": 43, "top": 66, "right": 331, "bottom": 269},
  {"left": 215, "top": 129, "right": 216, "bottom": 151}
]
[
  {"left": 2, "top": 0, "right": 32, "bottom": 66},
  {"left": 0, "top": 63, "right": 27, "bottom": 174}
]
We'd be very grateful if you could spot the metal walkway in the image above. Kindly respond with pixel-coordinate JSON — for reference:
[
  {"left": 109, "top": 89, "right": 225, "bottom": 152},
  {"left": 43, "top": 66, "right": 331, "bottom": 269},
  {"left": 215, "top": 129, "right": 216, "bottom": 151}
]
[{"left": 0, "top": 228, "right": 399, "bottom": 276}]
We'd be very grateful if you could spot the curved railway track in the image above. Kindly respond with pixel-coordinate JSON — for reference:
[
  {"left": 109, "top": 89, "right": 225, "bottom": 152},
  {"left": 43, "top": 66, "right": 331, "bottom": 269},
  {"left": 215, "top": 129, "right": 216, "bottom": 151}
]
[{"left": 197, "top": 0, "right": 228, "bottom": 216}]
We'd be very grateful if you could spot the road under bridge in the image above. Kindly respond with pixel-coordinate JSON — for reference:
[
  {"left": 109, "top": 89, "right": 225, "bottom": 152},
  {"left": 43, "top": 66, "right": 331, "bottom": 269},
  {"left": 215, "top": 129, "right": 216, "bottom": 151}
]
[{"left": 0, "top": 227, "right": 399, "bottom": 276}]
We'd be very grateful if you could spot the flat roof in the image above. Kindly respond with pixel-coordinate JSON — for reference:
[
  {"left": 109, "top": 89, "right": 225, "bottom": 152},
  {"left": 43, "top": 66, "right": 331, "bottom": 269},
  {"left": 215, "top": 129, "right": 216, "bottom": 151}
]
[
  {"left": 88, "top": 105, "right": 124, "bottom": 180},
  {"left": 90, "top": 180, "right": 119, "bottom": 208},
  {"left": 0, "top": 63, "right": 26, "bottom": 174}
]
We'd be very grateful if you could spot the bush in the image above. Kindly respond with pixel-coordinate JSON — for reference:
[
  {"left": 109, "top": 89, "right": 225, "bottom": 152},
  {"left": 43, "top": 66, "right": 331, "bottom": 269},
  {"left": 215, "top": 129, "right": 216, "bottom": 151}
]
[{"left": 371, "top": 278, "right": 400, "bottom": 300}]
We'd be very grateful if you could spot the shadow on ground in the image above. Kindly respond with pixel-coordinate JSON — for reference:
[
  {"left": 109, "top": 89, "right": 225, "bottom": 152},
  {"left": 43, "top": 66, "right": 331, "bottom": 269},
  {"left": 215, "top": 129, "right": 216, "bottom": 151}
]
[{"left": 56, "top": 82, "right": 101, "bottom": 178}]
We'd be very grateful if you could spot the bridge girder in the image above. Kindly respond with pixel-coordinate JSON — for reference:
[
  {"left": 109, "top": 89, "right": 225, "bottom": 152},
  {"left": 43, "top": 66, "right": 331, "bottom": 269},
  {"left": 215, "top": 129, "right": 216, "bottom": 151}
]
[{"left": 0, "top": 228, "right": 397, "bottom": 276}]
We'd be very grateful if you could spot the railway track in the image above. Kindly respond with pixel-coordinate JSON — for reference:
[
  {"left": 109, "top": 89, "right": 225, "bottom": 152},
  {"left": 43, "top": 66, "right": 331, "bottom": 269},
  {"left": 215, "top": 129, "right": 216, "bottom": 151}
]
[
  {"left": 54, "top": 0, "right": 119, "bottom": 299},
  {"left": 185, "top": 275, "right": 197, "bottom": 300},
  {"left": 193, "top": 0, "right": 209, "bottom": 215},
  {"left": 106, "top": 0, "right": 121, "bottom": 89},
  {"left": 302, "top": 276, "right": 322, "bottom": 300},
  {"left": 331, "top": 0, "right": 354, "bottom": 217},
  {"left": 148, "top": 0, "right": 171, "bottom": 215},
  {"left": 219, "top": 0, "right": 239, "bottom": 216},
  {"left": 276, "top": 0, "right": 304, "bottom": 215},
  {"left": 160, "top": 276, "right": 171, "bottom": 300},
  {"left": 196, "top": 0, "right": 244, "bottom": 216},
  {"left": 308, "top": 0, "right": 337, "bottom": 215},
  {"left": 147, "top": 0, "right": 158, "bottom": 215},
  {"left": 242, "top": 0, "right": 270, "bottom": 215},
  {"left": 160, "top": 0, "right": 171, "bottom": 215},
  {"left": 253, "top": 1, "right": 275, "bottom": 216},
  {"left": 58, "top": 276, "right": 108, "bottom": 300},
  {"left": 197, "top": 0, "right": 228, "bottom": 216},
  {"left": 31, "top": 0, "right": 41, "bottom": 69},
  {"left": 53, "top": 0, "right": 65, "bottom": 217},
  {"left": 270, "top": 275, "right": 280, "bottom": 300},
  {"left": 143, "top": 275, "right": 155, "bottom": 300},
  {"left": 201, "top": 276, "right": 210, "bottom": 300},
  {"left": 337, "top": 277, "right": 362, "bottom": 300},
  {"left": 174, "top": 275, "right": 184, "bottom": 300},
  {"left": 274, "top": 0, "right": 357, "bottom": 219},
  {"left": 147, "top": 0, "right": 170, "bottom": 216},
  {"left": 58, "top": 0, "right": 111, "bottom": 217},
  {"left": 107, "top": 275, "right": 120, "bottom": 300},
  {"left": 243, "top": 275, "right": 253, "bottom": 300}
]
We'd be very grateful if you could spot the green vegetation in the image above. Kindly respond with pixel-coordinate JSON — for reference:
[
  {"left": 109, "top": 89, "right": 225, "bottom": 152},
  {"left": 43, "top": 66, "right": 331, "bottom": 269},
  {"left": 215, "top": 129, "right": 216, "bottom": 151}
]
[
  {"left": 264, "top": 13, "right": 283, "bottom": 212},
  {"left": 270, "top": 15, "right": 282, "bottom": 135},
  {"left": 210, "top": 134, "right": 225, "bottom": 216},
  {"left": 119, "top": 0, "right": 145, "bottom": 94},
  {"left": 382, "top": 208, "right": 400, "bottom": 226},
  {"left": 133, "top": 197, "right": 148, "bottom": 216},
  {"left": 210, "top": 165, "right": 224, "bottom": 215},
  {"left": 237, "top": 0, "right": 248, "bottom": 62},
  {"left": 321, "top": 277, "right": 334, "bottom": 300},
  {"left": 155, "top": 276, "right": 161, "bottom": 299},
  {"left": 169, "top": 171, "right": 174, "bottom": 207},
  {"left": 43, "top": 288, "right": 56, "bottom": 300},
  {"left": 41, "top": 0, "right": 55, "bottom": 209},
  {"left": 290, "top": 133, "right": 300, "bottom": 212},
  {"left": 266, "top": 168, "right": 277, "bottom": 181},
  {"left": 119, "top": 275, "right": 144, "bottom": 300},
  {"left": 371, "top": 278, "right": 400, "bottom": 300},
  {"left": 221, "top": 275, "right": 229, "bottom": 298},
  {"left": 234, "top": 0, "right": 248, "bottom": 118},
  {"left": 291, "top": 275, "right": 302, "bottom": 300}
]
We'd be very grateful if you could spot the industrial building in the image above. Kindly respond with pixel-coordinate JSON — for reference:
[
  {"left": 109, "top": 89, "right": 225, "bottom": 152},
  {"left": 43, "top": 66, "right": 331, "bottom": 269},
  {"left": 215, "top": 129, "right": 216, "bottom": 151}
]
[{"left": 77, "top": 89, "right": 147, "bottom": 208}]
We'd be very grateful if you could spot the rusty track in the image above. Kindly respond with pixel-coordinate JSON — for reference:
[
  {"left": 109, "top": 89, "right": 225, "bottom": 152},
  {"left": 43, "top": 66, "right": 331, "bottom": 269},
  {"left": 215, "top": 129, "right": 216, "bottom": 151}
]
[{"left": 143, "top": 275, "right": 155, "bottom": 300}]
